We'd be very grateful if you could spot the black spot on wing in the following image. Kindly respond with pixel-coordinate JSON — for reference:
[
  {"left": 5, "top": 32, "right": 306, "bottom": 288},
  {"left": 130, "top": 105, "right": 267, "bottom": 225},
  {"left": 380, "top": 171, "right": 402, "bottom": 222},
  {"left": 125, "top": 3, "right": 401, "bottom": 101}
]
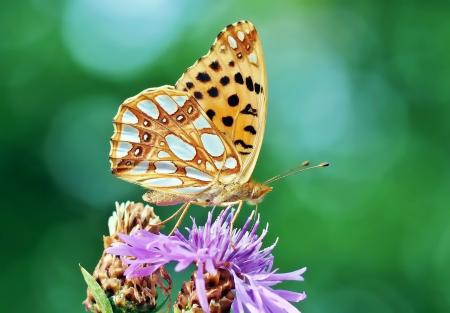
[
  {"left": 194, "top": 91, "right": 203, "bottom": 99},
  {"left": 254, "top": 83, "right": 261, "bottom": 94},
  {"left": 207, "top": 87, "right": 219, "bottom": 97},
  {"left": 240, "top": 103, "right": 257, "bottom": 116},
  {"left": 246, "top": 77, "right": 254, "bottom": 91},
  {"left": 186, "top": 82, "right": 194, "bottom": 89},
  {"left": 206, "top": 109, "right": 215, "bottom": 120},
  {"left": 222, "top": 116, "right": 234, "bottom": 127},
  {"left": 244, "top": 125, "right": 256, "bottom": 135},
  {"left": 209, "top": 61, "right": 220, "bottom": 71},
  {"left": 228, "top": 94, "right": 239, "bottom": 107},
  {"left": 234, "top": 139, "right": 253, "bottom": 149},
  {"left": 234, "top": 72, "right": 244, "bottom": 84},
  {"left": 196, "top": 72, "right": 211, "bottom": 82},
  {"left": 220, "top": 76, "right": 230, "bottom": 86}
]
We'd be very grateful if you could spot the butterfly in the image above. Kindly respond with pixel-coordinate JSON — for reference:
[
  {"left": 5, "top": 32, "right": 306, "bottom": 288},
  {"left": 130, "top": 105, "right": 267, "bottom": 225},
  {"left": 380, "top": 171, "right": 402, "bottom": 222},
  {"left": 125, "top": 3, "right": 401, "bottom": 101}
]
[{"left": 109, "top": 21, "right": 327, "bottom": 230}]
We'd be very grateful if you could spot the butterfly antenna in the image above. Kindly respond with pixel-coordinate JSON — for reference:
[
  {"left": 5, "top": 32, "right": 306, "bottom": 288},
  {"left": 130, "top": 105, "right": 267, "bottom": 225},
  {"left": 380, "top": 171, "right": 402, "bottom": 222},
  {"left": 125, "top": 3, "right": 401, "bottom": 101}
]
[{"left": 264, "top": 161, "right": 330, "bottom": 185}]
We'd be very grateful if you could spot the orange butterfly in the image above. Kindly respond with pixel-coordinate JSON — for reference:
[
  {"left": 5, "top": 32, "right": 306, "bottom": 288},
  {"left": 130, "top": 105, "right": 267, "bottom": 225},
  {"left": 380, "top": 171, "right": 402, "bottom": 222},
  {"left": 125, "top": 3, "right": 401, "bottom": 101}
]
[{"left": 109, "top": 21, "right": 327, "bottom": 231}]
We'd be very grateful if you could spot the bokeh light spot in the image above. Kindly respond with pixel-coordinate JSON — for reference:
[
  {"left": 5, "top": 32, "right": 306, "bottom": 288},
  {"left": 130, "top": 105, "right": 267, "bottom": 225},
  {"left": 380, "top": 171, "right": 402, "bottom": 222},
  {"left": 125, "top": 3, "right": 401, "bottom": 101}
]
[
  {"left": 43, "top": 94, "right": 135, "bottom": 209},
  {"left": 62, "top": 0, "right": 187, "bottom": 79}
]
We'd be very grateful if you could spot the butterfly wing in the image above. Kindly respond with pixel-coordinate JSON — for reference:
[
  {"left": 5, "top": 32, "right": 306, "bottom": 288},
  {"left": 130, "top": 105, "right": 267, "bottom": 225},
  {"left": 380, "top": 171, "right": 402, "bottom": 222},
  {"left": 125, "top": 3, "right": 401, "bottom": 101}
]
[
  {"left": 109, "top": 86, "right": 242, "bottom": 195},
  {"left": 175, "top": 20, "right": 267, "bottom": 184}
]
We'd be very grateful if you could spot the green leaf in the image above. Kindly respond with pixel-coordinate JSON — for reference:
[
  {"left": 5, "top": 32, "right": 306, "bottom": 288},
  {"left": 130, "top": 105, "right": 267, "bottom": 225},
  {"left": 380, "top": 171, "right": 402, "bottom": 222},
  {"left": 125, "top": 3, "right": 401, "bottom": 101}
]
[
  {"left": 80, "top": 265, "right": 113, "bottom": 313},
  {"left": 152, "top": 294, "right": 170, "bottom": 313},
  {"left": 173, "top": 306, "right": 181, "bottom": 313}
]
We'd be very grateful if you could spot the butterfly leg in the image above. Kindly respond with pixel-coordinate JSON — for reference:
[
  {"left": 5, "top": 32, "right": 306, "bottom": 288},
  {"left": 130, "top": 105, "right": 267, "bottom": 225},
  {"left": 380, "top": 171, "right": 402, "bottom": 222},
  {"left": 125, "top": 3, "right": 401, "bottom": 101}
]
[
  {"left": 168, "top": 202, "right": 192, "bottom": 236},
  {"left": 150, "top": 203, "right": 188, "bottom": 227},
  {"left": 254, "top": 202, "right": 259, "bottom": 219}
]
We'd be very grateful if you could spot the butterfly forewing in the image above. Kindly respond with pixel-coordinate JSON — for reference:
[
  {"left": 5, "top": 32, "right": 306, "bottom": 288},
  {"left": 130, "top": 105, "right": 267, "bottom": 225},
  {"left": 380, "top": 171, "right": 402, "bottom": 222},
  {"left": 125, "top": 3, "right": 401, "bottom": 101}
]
[
  {"left": 175, "top": 21, "right": 267, "bottom": 184},
  {"left": 110, "top": 86, "right": 241, "bottom": 195}
]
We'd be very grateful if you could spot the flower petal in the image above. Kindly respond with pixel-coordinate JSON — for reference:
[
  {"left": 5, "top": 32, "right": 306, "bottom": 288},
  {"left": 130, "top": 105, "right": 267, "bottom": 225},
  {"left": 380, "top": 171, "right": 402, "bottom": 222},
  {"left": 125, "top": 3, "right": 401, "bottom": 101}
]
[
  {"left": 259, "top": 286, "right": 302, "bottom": 313},
  {"left": 205, "top": 258, "right": 217, "bottom": 275},
  {"left": 263, "top": 267, "right": 307, "bottom": 283},
  {"left": 195, "top": 261, "right": 210, "bottom": 313},
  {"left": 174, "top": 258, "right": 194, "bottom": 272},
  {"left": 233, "top": 274, "right": 263, "bottom": 312},
  {"left": 273, "top": 290, "right": 307, "bottom": 302}
]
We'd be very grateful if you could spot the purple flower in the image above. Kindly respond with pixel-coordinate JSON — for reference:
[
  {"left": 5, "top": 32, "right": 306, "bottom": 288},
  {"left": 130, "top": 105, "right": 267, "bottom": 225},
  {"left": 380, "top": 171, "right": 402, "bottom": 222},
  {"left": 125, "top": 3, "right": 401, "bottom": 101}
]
[{"left": 107, "top": 209, "right": 307, "bottom": 313}]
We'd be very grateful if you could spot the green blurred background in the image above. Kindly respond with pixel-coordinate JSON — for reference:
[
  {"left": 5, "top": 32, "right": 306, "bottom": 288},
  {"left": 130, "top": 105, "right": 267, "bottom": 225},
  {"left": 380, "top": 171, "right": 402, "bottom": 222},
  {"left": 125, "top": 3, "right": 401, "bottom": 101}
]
[{"left": 1, "top": 0, "right": 449, "bottom": 312}]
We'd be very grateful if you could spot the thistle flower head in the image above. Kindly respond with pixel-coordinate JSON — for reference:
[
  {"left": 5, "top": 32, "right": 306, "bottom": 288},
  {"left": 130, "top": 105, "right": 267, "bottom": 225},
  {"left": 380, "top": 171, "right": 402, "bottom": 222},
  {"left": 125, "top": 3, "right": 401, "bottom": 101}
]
[
  {"left": 107, "top": 208, "right": 307, "bottom": 313},
  {"left": 83, "top": 201, "right": 170, "bottom": 312}
]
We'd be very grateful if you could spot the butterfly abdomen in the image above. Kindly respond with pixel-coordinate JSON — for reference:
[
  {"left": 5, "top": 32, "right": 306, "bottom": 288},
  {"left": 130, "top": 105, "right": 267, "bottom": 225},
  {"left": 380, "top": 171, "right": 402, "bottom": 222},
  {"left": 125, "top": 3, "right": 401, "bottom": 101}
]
[{"left": 143, "top": 190, "right": 192, "bottom": 206}]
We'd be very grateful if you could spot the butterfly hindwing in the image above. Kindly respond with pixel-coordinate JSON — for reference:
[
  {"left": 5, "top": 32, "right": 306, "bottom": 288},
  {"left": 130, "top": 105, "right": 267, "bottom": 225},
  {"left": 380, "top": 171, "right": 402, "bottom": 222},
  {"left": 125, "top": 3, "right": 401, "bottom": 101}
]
[
  {"left": 175, "top": 20, "right": 267, "bottom": 184},
  {"left": 109, "top": 86, "right": 241, "bottom": 195}
]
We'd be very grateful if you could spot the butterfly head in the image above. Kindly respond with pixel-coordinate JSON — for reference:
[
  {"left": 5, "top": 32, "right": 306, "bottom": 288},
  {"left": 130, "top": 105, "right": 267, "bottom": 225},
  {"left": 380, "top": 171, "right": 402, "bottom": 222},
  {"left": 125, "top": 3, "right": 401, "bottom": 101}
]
[{"left": 247, "top": 182, "right": 273, "bottom": 205}]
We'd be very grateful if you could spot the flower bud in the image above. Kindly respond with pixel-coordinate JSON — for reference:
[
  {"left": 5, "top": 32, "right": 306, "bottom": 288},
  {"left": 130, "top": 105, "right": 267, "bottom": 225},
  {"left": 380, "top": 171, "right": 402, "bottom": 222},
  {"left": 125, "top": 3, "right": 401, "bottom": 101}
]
[{"left": 83, "top": 202, "right": 171, "bottom": 312}]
